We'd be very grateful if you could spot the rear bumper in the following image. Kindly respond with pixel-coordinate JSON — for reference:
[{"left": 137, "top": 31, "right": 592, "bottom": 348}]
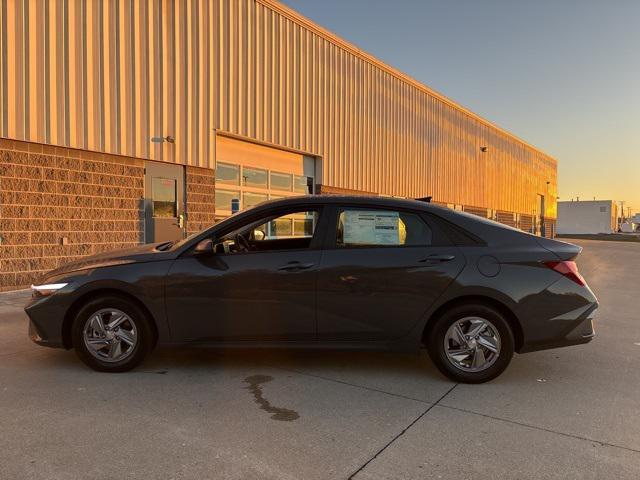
[{"left": 519, "top": 302, "right": 597, "bottom": 353}]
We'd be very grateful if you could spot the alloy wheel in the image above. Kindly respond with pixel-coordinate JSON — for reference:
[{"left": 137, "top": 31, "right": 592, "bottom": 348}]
[
  {"left": 443, "top": 316, "right": 502, "bottom": 372},
  {"left": 82, "top": 308, "right": 138, "bottom": 363}
]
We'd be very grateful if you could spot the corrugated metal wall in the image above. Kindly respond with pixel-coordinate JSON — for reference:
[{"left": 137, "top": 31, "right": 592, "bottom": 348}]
[
  {"left": 0, "top": 0, "right": 557, "bottom": 218},
  {"left": 1, "top": 0, "right": 216, "bottom": 169}
]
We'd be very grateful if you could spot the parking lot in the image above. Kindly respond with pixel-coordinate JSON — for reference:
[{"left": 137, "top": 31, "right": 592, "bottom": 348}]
[{"left": 1, "top": 239, "right": 639, "bottom": 479}]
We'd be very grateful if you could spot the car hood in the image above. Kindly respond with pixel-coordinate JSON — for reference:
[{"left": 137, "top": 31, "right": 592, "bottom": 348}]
[{"left": 42, "top": 242, "right": 172, "bottom": 279}]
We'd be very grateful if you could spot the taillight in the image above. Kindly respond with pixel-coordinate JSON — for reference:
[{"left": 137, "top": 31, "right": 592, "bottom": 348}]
[{"left": 544, "top": 261, "right": 586, "bottom": 286}]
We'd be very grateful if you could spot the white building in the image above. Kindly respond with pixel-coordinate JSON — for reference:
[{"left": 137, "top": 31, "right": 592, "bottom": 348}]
[{"left": 557, "top": 200, "right": 619, "bottom": 235}]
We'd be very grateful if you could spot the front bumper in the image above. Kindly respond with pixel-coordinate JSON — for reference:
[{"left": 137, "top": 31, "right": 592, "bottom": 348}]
[
  {"left": 28, "top": 319, "right": 63, "bottom": 348},
  {"left": 24, "top": 293, "right": 69, "bottom": 349}
]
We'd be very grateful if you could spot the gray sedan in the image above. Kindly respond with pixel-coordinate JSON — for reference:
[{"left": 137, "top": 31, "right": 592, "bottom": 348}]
[{"left": 25, "top": 195, "right": 597, "bottom": 383}]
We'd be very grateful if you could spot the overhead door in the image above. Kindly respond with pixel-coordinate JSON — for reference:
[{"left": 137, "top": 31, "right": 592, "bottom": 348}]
[{"left": 215, "top": 136, "right": 316, "bottom": 219}]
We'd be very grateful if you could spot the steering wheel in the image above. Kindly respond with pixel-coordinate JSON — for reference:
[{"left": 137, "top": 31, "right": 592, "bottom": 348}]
[{"left": 235, "top": 232, "right": 251, "bottom": 252}]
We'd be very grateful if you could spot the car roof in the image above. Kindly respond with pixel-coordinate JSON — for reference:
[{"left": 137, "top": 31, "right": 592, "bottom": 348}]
[
  {"left": 253, "top": 195, "right": 536, "bottom": 247},
  {"left": 257, "top": 194, "right": 443, "bottom": 212}
]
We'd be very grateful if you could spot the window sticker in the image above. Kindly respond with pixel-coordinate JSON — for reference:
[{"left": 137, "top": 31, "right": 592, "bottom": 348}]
[{"left": 343, "top": 210, "right": 400, "bottom": 245}]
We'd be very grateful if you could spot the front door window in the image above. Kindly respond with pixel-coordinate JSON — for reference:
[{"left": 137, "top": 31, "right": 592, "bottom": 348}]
[{"left": 214, "top": 209, "right": 320, "bottom": 255}]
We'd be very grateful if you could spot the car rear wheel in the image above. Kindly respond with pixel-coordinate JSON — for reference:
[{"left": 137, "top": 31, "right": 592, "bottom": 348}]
[
  {"left": 427, "top": 304, "right": 514, "bottom": 383},
  {"left": 71, "top": 296, "right": 153, "bottom": 372}
]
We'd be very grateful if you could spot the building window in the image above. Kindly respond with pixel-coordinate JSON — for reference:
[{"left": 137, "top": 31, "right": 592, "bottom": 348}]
[
  {"left": 242, "top": 167, "right": 268, "bottom": 188},
  {"left": 151, "top": 177, "right": 177, "bottom": 217},
  {"left": 216, "top": 162, "right": 240, "bottom": 185},
  {"left": 270, "top": 171, "right": 293, "bottom": 191},
  {"left": 294, "top": 175, "right": 311, "bottom": 194},
  {"left": 271, "top": 218, "right": 293, "bottom": 237},
  {"left": 266, "top": 211, "right": 318, "bottom": 239},
  {"left": 243, "top": 192, "right": 269, "bottom": 209},
  {"left": 215, "top": 189, "right": 240, "bottom": 211},
  {"left": 294, "top": 218, "right": 315, "bottom": 236},
  {"left": 336, "top": 209, "right": 432, "bottom": 247}
]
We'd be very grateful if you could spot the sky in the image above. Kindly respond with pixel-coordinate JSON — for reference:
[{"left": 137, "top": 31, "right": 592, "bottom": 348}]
[{"left": 282, "top": 0, "right": 640, "bottom": 214}]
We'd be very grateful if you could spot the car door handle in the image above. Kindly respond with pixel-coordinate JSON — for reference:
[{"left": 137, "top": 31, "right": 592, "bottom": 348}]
[
  {"left": 277, "top": 262, "right": 315, "bottom": 272},
  {"left": 419, "top": 254, "right": 456, "bottom": 264}
]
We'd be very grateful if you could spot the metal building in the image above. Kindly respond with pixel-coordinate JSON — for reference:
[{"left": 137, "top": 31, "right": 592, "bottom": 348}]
[
  {"left": 557, "top": 200, "right": 619, "bottom": 235},
  {"left": 0, "top": 0, "right": 557, "bottom": 290}
]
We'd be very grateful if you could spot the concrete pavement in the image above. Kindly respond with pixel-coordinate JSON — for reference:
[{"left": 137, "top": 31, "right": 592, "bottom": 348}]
[{"left": 0, "top": 240, "right": 638, "bottom": 479}]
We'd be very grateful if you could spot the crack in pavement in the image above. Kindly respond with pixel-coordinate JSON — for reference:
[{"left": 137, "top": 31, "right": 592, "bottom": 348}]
[
  {"left": 347, "top": 383, "right": 459, "bottom": 480},
  {"left": 273, "top": 367, "right": 435, "bottom": 405},
  {"left": 437, "top": 404, "right": 640, "bottom": 455},
  {"left": 273, "top": 366, "right": 640, "bottom": 460}
]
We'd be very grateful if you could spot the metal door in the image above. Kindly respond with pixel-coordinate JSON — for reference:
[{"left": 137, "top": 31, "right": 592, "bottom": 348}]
[
  {"left": 538, "top": 194, "right": 545, "bottom": 237},
  {"left": 144, "top": 162, "right": 185, "bottom": 243}
]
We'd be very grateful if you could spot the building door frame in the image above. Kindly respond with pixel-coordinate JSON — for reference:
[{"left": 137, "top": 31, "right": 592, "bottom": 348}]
[
  {"left": 144, "top": 161, "right": 186, "bottom": 243},
  {"left": 538, "top": 193, "right": 546, "bottom": 237}
]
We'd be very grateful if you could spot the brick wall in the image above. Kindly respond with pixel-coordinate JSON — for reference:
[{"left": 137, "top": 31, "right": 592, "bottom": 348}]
[
  {"left": 0, "top": 139, "right": 144, "bottom": 291},
  {"left": 185, "top": 166, "right": 216, "bottom": 236}
]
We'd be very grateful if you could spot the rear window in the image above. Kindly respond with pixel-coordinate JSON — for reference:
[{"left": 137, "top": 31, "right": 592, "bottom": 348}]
[{"left": 337, "top": 209, "right": 432, "bottom": 247}]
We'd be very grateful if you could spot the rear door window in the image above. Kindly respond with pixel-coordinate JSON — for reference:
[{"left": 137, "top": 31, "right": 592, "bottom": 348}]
[{"left": 336, "top": 209, "right": 432, "bottom": 247}]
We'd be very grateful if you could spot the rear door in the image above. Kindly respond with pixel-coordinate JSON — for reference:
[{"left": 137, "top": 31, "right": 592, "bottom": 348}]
[{"left": 316, "top": 206, "right": 464, "bottom": 341}]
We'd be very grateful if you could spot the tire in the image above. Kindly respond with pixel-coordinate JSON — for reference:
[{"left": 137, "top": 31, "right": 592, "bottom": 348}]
[
  {"left": 427, "top": 304, "right": 514, "bottom": 383},
  {"left": 71, "top": 295, "right": 153, "bottom": 372}
]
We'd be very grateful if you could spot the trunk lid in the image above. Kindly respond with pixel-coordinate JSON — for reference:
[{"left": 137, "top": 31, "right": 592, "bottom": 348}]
[{"left": 535, "top": 236, "right": 582, "bottom": 261}]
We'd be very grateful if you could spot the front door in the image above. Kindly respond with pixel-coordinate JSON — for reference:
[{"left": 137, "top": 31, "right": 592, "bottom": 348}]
[
  {"left": 145, "top": 162, "right": 185, "bottom": 243},
  {"left": 164, "top": 206, "right": 325, "bottom": 342},
  {"left": 316, "top": 207, "right": 465, "bottom": 341}
]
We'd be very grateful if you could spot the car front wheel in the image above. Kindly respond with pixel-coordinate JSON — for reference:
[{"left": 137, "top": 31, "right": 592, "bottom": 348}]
[
  {"left": 72, "top": 296, "right": 153, "bottom": 372},
  {"left": 427, "top": 304, "right": 514, "bottom": 383}
]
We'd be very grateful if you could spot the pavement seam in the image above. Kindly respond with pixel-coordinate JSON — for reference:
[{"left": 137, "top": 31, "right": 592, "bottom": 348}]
[
  {"left": 347, "top": 383, "right": 458, "bottom": 480},
  {"left": 272, "top": 366, "right": 438, "bottom": 405},
  {"left": 437, "top": 404, "right": 640, "bottom": 455}
]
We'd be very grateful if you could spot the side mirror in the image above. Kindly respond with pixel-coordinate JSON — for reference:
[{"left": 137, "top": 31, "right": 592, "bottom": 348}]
[{"left": 193, "top": 238, "right": 214, "bottom": 255}]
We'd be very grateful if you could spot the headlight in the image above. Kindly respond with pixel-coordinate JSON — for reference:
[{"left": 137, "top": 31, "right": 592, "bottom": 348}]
[{"left": 31, "top": 283, "right": 69, "bottom": 297}]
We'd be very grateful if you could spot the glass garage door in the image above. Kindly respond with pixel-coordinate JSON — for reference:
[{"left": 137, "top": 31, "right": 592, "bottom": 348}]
[{"left": 214, "top": 136, "right": 316, "bottom": 219}]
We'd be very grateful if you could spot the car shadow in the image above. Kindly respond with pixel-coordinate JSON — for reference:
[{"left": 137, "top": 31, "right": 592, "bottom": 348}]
[
  {"left": 144, "top": 346, "right": 450, "bottom": 382},
  {"left": 31, "top": 346, "right": 555, "bottom": 395},
  {"left": 36, "top": 345, "right": 448, "bottom": 384}
]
